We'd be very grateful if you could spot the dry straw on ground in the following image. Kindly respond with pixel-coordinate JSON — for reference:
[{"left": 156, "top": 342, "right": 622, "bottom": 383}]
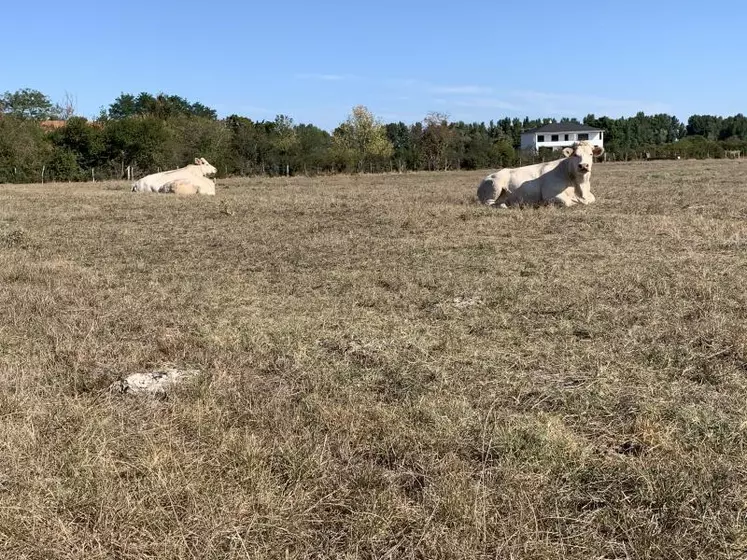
[{"left": 1, "top": 159, "right": 747, "bottom": 558}]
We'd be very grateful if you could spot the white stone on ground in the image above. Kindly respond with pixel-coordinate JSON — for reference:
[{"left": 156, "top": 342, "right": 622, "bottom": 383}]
[{"left": 111, "top": 366, "right": 199, "bottom": 397}]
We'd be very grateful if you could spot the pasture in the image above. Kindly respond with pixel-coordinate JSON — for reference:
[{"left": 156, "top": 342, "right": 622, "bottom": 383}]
[{"left": 1, "top": 159, "right": 747, "bottom": 559}]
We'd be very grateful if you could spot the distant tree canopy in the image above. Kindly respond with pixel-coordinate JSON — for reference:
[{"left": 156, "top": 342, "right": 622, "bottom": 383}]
[
  {"left": 0, "top": 88, "right": 62, "bottom": 120},
  {"left": 583, "top": 112, "right": 688, "bottom": 157},
  {"left": 0, "top": 87, "right": 744, "bottom": 183},
  {"left": 107, "top": 92, "right": 218, "bottom": 120}
]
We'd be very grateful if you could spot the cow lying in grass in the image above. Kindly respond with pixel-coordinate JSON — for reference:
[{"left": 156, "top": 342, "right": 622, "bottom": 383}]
[
  {"left": 132, "top": 157, "right": 217, "bottom": 196},
  {"left": 477, "top": 141, "right": 604, "bottom": 207}
]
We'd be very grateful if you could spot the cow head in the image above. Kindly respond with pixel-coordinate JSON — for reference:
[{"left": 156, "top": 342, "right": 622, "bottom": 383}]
[
  {"left": 194, "top": 157, "right": 218, "bottom": 177},
  {"left": 562, "top": 141, "right": 604, "bottom": 179},
  {"left": 562, "top": 141, "right": 604, "bottom": 201}
]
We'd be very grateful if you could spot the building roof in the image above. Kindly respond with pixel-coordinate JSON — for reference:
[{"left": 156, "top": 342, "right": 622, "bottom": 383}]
[{"left": 522, "top": 122, "right": 602, "bottom": 134}]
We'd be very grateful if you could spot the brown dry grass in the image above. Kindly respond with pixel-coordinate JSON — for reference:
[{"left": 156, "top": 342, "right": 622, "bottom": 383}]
[{"left": 1, "top": 159, "right": 747, "bottom": 559}]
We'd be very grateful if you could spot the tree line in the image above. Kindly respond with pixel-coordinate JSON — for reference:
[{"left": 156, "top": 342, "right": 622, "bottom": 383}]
[{"left": 1, "top": 88, "right": 745, "bottom": 183}]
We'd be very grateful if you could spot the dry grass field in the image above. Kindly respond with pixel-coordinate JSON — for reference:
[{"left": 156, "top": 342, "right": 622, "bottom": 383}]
[{"left": 1, "top": 159, "right": 747, "bottom": 559}]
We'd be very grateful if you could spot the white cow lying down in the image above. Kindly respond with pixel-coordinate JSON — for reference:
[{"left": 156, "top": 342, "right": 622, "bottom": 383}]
[
  {"left": 131, "top": 157, "right": 217, "bottom": 196},
  {"left": 477, "top": 141, "right": 604, "bottom": 207}
]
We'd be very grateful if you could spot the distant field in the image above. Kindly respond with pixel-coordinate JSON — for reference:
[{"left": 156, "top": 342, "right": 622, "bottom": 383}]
[{"left": 1, "top": 159, "right": 747, "bottom": 559}]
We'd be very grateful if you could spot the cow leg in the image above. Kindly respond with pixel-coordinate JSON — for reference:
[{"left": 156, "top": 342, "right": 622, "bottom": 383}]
[
  {"left": 489, "top": 189, "right": 512, "bottom": 208},
  {"left": 571, "top": 194, "right": 595, "bottom": 205},
  {"left": 545, "top": 196, "right": 573, "bottom": 207},
  {"left": 172, "top": 182, "right": 198, "bottom": 196}
]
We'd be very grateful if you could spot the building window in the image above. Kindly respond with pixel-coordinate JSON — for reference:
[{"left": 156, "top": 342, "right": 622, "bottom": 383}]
[
  {"left": 537, "top": 135, "right": 545, "bottom": 142},
  {"left": 551, "top": 134, "right": 559, "bottom": 142},
  {"left": 578, "top": 133, "right": 589, "bottom": 141},
  {"left": 564, "top": 134, "right": 569, "bottom": 141}
]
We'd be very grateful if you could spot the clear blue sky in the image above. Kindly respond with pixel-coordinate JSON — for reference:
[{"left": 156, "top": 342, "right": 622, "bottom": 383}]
[{"left": 1, "top": 0, "right": 743, "bottom": 130}]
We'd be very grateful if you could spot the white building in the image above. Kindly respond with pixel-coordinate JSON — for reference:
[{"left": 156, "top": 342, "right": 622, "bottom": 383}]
[{"left": 520, "top": 122, "right": 604, "bottom": 152}]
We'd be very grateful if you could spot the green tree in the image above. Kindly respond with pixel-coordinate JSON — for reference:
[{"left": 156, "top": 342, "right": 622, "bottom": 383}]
[
  {"left": 0, "top": 116, "right": 51, "bottom": 182},
  {"left": 458, "top": 124, "right": 494, "bottom": 170},
  {"left": 46, "top": 148, "right": 82, "bottom": 181},
  {"left": 686, "top": 115, "right": 723, "bottom": 140},
  {"left": 296, "top": 124, "right": 332, "bottom": 174},
  {"left": 270, "top": 115, "right": 300, "bottom": 174},
  {"left": 493, "top": 138, "right": 516, "bottom": 168},
  {"left": 226, "top": 115, "right": 261, "bottom": 175},
  {"left": 419, "top": 112, "right": 456, "bottom": 171},
  {"left": 103, "top": 116, "right": 168, "bottom": 176},
  {"left": 108, "top": 92, "right": 218, "bottom": 120},
  {"left": 49, "top": 117, "right": 105, "bottom": 170},
  {"left": 495, "top": 117, "right": 523, "bottom": 148},
  {"left": 163, "top": 115, "right": 230, "bottom": 173},
  {"left": 331, "top": 105, "right": 393, "bottom": 172},
  {"left": 0, "top": 88, "right": 61, "bottom": 120},
  {"left": 719, "top": 114, "right": 747, "bottom": 140},
  {"left": 386, "top": 122, "right": 416, "bottom": 172},
  {"left": 107, "top": 93, "right": 138, "bottom": 119}
]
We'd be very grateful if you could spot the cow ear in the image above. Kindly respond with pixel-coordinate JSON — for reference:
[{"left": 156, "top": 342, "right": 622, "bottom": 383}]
[
  {"left": 592, "top": 146, "right": 605, "bottom": 157},
  {"left": 562, "top": 147, "right": 573, "bottom": 157},
  {"left": 194, "top": 158, "right": 201, "bottom": 165}
]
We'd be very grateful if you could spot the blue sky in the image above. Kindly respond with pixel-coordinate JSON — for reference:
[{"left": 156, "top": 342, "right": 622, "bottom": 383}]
[{"left": 2, "top": 0, "right": 744, "bottom": 130}]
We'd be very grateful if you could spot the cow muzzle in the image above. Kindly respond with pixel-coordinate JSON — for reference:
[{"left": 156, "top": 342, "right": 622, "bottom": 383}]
[{"left": 578, "top": 164, "right": 590, "bottom": 174}]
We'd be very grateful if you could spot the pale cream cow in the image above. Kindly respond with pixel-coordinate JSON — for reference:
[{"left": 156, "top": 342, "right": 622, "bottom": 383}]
[
  {"left": 160, "top": 175, "right": 216, "bottom": 196},
  {"left": 131, "top": 157, "right": 217, "bottom": 194},
  {"left": 477, "top": 141, "right": 604, "bottom": 207}
]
